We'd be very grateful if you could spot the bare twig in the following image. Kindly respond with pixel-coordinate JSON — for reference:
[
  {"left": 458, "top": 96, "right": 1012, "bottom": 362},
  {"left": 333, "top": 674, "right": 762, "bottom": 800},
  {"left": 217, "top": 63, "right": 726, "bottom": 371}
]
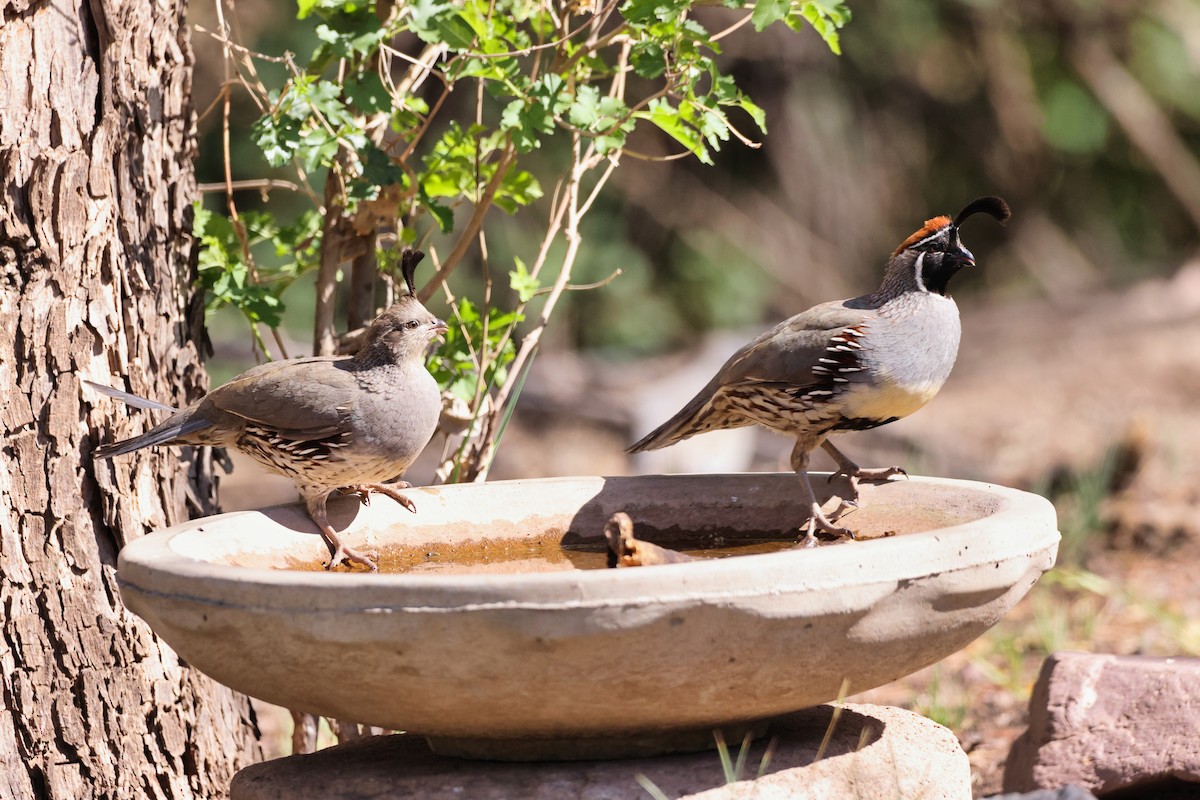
[
  {"left": 416, "top": 144, "right": 517, "bottom": 301},
  {"left": 197, "top": 179, "right": 303, "bottom": 194},
  {"left": 474, "top": 136, "right": 617, "bottom": 480},
  {"left": 530, "top": 267, "right": 623, "bottom": 296},
  {"left": 710, "top": 10, "right": 755, "bottom": 42}
]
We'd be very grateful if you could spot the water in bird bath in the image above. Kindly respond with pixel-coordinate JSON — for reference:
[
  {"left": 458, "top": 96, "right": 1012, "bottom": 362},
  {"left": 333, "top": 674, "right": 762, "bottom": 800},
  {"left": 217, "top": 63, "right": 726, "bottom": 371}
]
[{"left": 278, "top": 530, "right": 894, "bottom": 574}]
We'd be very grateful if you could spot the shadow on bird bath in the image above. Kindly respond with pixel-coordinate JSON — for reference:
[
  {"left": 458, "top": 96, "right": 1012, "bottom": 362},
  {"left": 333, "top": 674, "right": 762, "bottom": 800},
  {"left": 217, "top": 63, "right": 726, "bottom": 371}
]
[{"left": 558, "top": 472, "right": 990, "bottom": 555}]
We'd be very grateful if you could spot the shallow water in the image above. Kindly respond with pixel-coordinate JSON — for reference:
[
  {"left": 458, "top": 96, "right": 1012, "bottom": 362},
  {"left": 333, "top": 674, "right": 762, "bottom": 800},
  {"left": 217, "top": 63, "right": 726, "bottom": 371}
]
[{"left": 285, "top": 535, "right": 819, "bottom": 574}]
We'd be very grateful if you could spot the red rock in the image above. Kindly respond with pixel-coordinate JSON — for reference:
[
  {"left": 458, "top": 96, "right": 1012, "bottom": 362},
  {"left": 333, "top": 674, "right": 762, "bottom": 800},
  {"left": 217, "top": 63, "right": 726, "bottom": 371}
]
[{"left": 1004, "top": 652, "right": 1200, "bottom": 795}]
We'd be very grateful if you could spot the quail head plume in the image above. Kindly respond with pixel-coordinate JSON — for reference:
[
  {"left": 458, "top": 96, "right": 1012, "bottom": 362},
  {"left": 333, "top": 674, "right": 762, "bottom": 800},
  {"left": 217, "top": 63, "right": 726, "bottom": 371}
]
[
  {"left": 92, "top": 249, "right": 448, "bottom": 570},
  {"left": 628, "top": 197, "right": 1011, "bottom": 547}
]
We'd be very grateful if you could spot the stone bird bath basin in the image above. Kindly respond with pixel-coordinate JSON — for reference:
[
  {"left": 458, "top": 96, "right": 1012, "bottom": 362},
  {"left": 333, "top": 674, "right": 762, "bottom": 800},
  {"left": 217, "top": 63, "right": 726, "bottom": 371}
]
[{"left": 118, "top": 474, "right": 1058, "bottom": 759}]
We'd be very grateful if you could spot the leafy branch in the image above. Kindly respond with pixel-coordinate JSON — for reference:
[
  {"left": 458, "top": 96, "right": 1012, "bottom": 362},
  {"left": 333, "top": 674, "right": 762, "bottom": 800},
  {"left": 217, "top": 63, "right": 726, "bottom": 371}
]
[{"left": 195, "top": 0, "right": 850, "bottom": 482}]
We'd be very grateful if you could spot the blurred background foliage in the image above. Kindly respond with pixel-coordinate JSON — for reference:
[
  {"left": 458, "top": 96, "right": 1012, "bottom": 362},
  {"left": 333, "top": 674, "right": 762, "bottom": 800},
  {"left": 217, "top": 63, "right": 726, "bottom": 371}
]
[{"left": 192, "top": 0, "right": 1200, "bottom": 372}]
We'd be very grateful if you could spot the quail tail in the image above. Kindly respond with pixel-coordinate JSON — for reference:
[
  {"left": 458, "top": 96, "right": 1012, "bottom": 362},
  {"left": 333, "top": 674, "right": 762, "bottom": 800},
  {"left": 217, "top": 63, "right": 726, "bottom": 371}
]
[
  {"left": 93, "top": 415, "right": 215, "bottom": 459},
  {"left": 83, "top": 380, "right": 178, "bottom": 412},
  {"left": 627, "top": 392, "right": 739, "bottom": 454}
]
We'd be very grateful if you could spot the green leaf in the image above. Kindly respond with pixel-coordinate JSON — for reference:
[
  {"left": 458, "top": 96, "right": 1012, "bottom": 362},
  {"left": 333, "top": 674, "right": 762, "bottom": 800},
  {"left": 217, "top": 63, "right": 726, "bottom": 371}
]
[
  {"left": 500, "top": 77, "right": 569, "bottom": 153},
  {"left": 738, "top": 97, "right": 767, "bottom": 133},
  {"left": 635, "top": 98, "right": 712, "bottom": 164},
  {"left": 359, "top": 145, "right": 406, "bottom": 187},
  {"left": 409, "top": 0, "right": 479, "bottom": 50},
  {"left": 630, "top": 42, "right": 668, "bottom": 79},
  {"left": 789, "top": 1, "right": 851, "bottom": 55},
  {"left": 751, "top": 0, "right": 790, "bottom": 31},
  {"left": 567, "top": 86, "right": 634, "bottom": 153},
  {"left": 500, "top": 99, "right": 549, "bottom": 153},
  {"left": 252, "top": 114, "right": 302, "bottom": 167},
  {"left": 494, "top": 168, "right": 543, "bottom": 214},
  {"left": 509, "top": 256, "right": 539, "bottom": 302},
  {"left": 620, "top": 0, "right": 689, "bottom": 24},
  {"left": 298, "top": 127, "right": 341, "bottom": 172},
  {"left": 344, "top": 72, "right": 392, "bottom": 115},
  {"left": 418, "top": 183, "right": 455, "bottom": 233},
  {"left": 193, "top": 205, "right": 288, "bottom": 328},
  {"left": 696, "top": 106, "right": 731, "bottom": 149},
  {"left": 308, "top": 4, "right": 389, "bottom": 57},
  {"left": 427, "top": 296, "right": 523, "bottom": 400}
]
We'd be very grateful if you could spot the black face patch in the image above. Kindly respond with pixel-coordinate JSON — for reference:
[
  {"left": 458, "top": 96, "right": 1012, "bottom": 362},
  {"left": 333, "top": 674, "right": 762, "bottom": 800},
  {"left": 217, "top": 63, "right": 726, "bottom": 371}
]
[
  {"left": 920, "top": 252, "right": 964, "bottom": 296},
  {"left": 914, "top": 227, "right": 972, "bottom": 296}
]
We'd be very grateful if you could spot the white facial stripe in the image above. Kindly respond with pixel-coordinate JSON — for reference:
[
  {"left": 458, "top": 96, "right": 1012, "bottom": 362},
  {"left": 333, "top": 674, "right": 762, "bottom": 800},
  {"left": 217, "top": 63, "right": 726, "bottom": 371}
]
[
  {"left": 910, "top": 228, "right": 950, "bottom": 250},
  {"left": 913, "top": 251, "right": 927, "bottom": 293}
]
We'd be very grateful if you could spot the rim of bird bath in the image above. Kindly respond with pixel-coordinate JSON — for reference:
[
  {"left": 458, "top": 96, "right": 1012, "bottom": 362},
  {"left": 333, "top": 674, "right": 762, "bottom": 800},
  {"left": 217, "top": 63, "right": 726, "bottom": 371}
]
[{"left": 117, "top": 472, "right": 1059, "bottom": 761}]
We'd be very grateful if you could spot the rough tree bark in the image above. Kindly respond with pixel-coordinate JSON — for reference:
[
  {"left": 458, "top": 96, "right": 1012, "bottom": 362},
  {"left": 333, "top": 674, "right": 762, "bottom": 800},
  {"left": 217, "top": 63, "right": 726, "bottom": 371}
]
[{"left": 0, "top": 0, "right": 263, "bottom": 796}]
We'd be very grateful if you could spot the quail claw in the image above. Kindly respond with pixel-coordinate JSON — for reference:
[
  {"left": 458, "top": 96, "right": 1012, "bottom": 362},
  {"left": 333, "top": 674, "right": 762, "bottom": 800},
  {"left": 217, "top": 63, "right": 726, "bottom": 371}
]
[
  {"left": 345, "top": 482, "right": 418, "bottom": 514},
  {"left": 798, "top": 501, "right": 855, "bottom": 546},
  {"left": 829, "top": 497, "right": 859, "bottom": 521},
  {"left": 327, "top": 544, "right": 380, "bottom": 572},
  {"left": 826, "top": 465, "right": 852, "bottom": 484},
  {"left": 338, "top": 487, "right": 373, "bottom": 506},
  {"left": 857, "top": 465, "right": 907, "bottom": 482}
]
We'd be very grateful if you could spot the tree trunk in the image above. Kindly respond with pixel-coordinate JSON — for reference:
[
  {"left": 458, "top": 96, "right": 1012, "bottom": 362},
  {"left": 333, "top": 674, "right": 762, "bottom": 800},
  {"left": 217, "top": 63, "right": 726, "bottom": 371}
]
[{"left": 0, "top": 0, "right": 263, "bottom": 796}]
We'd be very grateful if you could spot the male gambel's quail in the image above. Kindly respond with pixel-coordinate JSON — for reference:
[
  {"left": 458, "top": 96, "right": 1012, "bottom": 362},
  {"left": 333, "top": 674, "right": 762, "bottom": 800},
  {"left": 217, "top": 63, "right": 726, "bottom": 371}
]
[
  {"left": 628, "top": 197, "right": 1011, "bottom": 547},
  {"left": 92, "top": 249, "right": 447, "bottom": 571}
]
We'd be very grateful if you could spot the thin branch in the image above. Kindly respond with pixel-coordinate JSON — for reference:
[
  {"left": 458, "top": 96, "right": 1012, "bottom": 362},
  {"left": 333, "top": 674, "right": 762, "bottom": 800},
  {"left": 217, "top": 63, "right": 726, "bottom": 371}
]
[
  {"left": 576, "top": 157, "right": 619, "bottom": 219},
  {"left": 416, "top": 144, "right": 517, "bottom": 301},
  {"left": 197, "top": 179, "right": 303, "bottom": 194},
  {"left": 530, "top": 267, "right": 623, "bottom": 296},
  {"left": 615, "top": 146, "right": 695, "bottom": 162},
  {"left": 193, "top": 24, "right": 294, "bottom": 65},
  {"left": 477, "top": 133, "right": 618, "bottom": 480},
  {"left": 710, "top": 10, "right": 755, "bottom": 42}
]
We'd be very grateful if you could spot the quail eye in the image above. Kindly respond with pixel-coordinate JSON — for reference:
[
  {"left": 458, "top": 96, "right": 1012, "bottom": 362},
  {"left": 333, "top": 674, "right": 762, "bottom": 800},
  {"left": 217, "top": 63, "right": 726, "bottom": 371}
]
[{"left": 404, "top": 320, "right": 420, "bottom": 330}]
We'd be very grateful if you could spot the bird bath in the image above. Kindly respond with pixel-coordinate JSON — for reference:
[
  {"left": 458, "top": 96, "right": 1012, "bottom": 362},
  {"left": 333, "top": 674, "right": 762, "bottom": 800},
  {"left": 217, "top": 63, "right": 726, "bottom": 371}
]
[{"left": 118, "top": 473, "right": 1058, "bottom": 760}]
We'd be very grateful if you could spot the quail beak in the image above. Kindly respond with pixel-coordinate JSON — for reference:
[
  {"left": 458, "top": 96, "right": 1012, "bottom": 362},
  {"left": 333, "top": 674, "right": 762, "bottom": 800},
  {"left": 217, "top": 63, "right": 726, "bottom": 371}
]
[
  {"left": 430, "top": 318, "right": 449, "bottom": 337},
  {"left": 952, "top": 244, "right": 976, "bottom": 268}
]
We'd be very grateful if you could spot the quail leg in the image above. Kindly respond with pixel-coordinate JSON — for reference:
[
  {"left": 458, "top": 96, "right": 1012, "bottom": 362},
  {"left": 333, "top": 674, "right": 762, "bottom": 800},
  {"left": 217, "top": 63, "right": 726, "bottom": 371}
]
[
  {"left": 791, "top": 443, "right": 854, "bottom": 548},
  {"left": 821, "top": 440, "right": 907, "bottom": 508},
  {"left": 347, "top": 482, "right": 418, "bottom": 514},
  {"left": 339, "top": 481, "right": 414, "bottom": 508},
  {"left": 304, "top": 492, "right": 380, "bottom": 571}
]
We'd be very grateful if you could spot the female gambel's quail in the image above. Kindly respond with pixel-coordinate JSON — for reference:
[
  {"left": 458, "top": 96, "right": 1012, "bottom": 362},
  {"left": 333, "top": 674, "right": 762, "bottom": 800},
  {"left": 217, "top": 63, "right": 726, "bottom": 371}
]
[
  {"left": 628, "top": 197, "right": 1011, "bottom": 548},
  {"left": 91, "top": 249, "right": 447, "bottom": 571}
]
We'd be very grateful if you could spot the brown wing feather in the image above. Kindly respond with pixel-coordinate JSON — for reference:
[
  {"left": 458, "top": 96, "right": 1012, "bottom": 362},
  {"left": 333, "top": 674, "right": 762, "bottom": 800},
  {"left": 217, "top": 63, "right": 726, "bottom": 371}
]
[
  {"left": 628, "top": 300, "right": 873, "bottom": 452},
  {"left": 202, "top": 356, "right": 357, "bottom": 438}
]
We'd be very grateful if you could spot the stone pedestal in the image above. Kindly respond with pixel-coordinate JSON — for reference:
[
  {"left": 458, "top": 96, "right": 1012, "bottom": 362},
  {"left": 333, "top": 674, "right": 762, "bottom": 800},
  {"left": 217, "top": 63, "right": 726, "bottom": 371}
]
[{"left": 231, "top": 703, "right": 970, "bottom": 800}]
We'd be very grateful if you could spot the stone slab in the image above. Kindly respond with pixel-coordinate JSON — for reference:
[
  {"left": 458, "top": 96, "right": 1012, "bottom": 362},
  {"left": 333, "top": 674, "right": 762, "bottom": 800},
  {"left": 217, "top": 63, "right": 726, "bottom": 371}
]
[
  {"left": 231, "top": 703, "right": 970, "bottom": 800},
  {"left": 1005, "top": 652, "right": 1200, "bottom": 795}
]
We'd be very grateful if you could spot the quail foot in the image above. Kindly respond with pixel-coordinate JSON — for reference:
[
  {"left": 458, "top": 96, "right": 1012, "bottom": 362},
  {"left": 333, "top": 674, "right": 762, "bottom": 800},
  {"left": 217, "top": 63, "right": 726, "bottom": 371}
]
[
  {"left": 628, "top": 197, "right": 1011, "bottom": 548},
  {"left": 91, "top": 249, "right": 447, "bottom": 570}
]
